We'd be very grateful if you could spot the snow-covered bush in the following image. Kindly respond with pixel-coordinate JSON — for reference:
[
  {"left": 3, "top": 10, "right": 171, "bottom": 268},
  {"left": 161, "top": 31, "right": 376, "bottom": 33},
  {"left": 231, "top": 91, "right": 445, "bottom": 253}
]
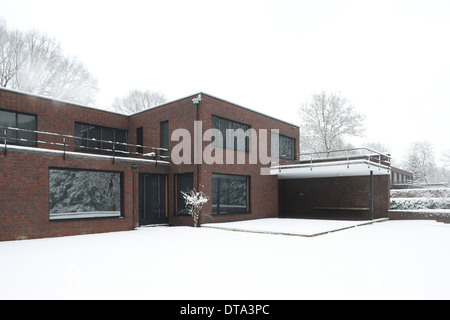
[
  {"left": 181, "top": 189, "right": 209, "bottom": 227},
  {"left": 390, "top": 188, "right": 450, "bottom": 210},
  {"left": 391, "top": 188, "right": 450, "bottom": 199},
  {"left": 390, "top": 197, "right": 450, "bottom": 210}
]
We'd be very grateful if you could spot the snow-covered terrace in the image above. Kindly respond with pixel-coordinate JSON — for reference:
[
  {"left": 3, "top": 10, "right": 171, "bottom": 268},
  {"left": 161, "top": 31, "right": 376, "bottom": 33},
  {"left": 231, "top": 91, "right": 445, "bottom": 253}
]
[
  {"left": 0, "top": 125, "right": 170, "bottom": 165},
  {"left": 271, "top": 148, "right": 391, "bottom": 179}
]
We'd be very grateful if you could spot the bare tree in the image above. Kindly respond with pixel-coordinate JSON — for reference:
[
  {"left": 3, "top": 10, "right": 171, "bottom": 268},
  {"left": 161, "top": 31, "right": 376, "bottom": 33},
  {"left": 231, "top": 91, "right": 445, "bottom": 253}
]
[
  {"left": 0, "top": 21, "right": 98, "bottom": 105},
  {"left": 0, "top": 20, "right": 26, "bottom": 88},
  {"left": 112, "top": 89, "right": 167, "bottom": 114},
  {"left": 443, "top": 150, "right": 450, "bottom": 168},
  {"left": 404, "top": 141, "right": 437, "bottom": 183},
  {"left": 299, "top": 91, "right": 366, "bottom": 154}
]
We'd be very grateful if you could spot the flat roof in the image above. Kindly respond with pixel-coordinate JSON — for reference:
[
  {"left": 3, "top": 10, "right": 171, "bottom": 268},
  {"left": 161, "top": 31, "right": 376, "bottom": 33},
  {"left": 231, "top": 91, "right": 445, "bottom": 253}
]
[
  {"left": 271, "top": 159, "right": 391, "bottom": 179},
  {"left": 131, "top": 91, "right": 300, "bottom": 128},
  {"left": 0, "top": 87, "right": 300, "bottom": 128}
]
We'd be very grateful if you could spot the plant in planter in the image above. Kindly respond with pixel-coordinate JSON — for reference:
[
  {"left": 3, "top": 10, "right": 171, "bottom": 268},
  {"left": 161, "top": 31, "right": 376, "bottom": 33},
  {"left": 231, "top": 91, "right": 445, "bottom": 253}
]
[{"left": 181, "top": 189, "right": 209, "bottom": 227}]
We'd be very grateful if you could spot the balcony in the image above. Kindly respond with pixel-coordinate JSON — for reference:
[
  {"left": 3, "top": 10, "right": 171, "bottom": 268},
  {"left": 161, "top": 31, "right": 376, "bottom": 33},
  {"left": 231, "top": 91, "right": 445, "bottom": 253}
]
[
  {"left": 0, "top": 125, "right": 170, "bottom": 165},
  {"left": 271, "top": 148, "right": 391, "bottom": 179}
]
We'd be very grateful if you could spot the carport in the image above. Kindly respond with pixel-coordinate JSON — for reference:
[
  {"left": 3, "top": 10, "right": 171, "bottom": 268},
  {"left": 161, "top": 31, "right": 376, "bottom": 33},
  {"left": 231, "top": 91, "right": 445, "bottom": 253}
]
[{"left": 271, "top": 148, "right": 392, "bottom": 221}]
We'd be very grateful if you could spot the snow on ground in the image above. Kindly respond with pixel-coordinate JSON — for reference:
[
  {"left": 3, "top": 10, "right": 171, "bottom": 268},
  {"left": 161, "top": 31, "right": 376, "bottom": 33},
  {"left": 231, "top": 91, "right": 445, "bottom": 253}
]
[
  {"left": 202, "top": 218, "right": 387, "bottom": 236},
  {"left": 1, "top": 219, "right": 450, "bottom": 300}
]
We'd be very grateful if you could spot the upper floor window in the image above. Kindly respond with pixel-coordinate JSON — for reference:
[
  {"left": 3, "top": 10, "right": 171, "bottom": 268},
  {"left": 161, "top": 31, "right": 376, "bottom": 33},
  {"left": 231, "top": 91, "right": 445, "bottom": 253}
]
[
  {"left": 271, "top": 132, "right": 296, "bottom": 160},
  {"left": 212, "top": 115, "right": 250, "bottom": 152},
  {"left": 74, "top": 122, "right": 128, "bottom": 155},
  {"left": 160, "top": 121, "right": 169, "bottom": 157},
  {"left": 0, "top": 109, "right": 37, "bottom": 147}
]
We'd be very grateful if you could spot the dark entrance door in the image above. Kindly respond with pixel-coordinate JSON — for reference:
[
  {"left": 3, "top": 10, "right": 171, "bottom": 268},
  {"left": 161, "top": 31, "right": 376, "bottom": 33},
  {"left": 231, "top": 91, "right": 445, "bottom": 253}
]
[{"left": 139, "top": 173, "right": 168, "bottom": 225}]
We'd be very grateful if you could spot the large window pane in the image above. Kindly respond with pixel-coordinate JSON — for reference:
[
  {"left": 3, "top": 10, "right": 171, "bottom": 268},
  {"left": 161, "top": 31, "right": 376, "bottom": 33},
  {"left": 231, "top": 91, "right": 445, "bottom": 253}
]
[
  {"left": 212, "top": 174, "right": 249, "bottom": 215},
  {"left": 0, "top": 110, "right": 36, "bottom": 147},
  {"left": 271, "top": 132, "right": 295, "bottom": 160},
  {"left": 0, "top": 110, "right": 16, "bottom": 144},
  {"left": 212, "top": 116, "right": 250, "bottom": 152},
  {"left": 17, "top": 113, "right": 37, "bottom": 147},
  {"left": 87, "top": 125, "right": 102, "bottom": 151},
  {"left": 114, "top": 129, "right": 127, "bottom": 154},
  {"left": 279, "top": 134, "right": 295, "bottom": 160},
  {"left": 74, "top": 122, "right": 128, "bottom": 155},
  {"left": 160, "top": 121, "right": 169, "bottom": 157},
  {"left": 75, "top": 123, "right": 89, "bottom": 150},
  {"left": 49, "top": 168, "right": 123, "bottom": 220}
]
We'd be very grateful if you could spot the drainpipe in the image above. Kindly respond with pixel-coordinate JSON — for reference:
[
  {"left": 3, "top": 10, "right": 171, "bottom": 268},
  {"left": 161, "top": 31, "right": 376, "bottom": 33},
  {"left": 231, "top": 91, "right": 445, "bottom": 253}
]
[
  {"left": 370, "top": 170, "right": 374, "bottom": 220},
  {"left": 192, "top": 94, "right": 202, "bottom": 190},
  {"left": 131, "top": 164, "right": 138, "bottom": 228}
]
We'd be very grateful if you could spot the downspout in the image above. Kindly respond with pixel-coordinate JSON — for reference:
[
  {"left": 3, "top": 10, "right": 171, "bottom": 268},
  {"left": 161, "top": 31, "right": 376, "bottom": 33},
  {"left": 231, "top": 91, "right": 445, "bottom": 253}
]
[
  {"left": 192, "top": 94, "right": 202, "bottom": 190},
  {"left": 370, "top": 170, "right": 374, "bottom": 220},
  {"left": 131, "top": 164, "right": 138, "bottom": 228}
]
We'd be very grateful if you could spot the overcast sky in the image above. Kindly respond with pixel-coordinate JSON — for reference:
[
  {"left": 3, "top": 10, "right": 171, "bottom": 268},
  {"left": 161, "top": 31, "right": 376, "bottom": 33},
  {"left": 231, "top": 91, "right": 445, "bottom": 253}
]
[{"left": 2, "top": 0, "right": 450, "bottom": 164}]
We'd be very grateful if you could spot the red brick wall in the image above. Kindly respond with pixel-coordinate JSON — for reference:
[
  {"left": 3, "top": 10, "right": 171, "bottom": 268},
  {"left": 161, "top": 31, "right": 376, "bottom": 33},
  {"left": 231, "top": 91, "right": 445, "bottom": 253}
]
[{"left": 0, "top": 148, "right": 169, "bottom": 241}]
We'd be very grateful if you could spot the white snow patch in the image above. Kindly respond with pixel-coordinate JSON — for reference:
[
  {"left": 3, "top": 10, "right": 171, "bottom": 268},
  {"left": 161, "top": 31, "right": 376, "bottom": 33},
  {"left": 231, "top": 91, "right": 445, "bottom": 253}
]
[
  {"left": 1, "top": 219, "right": 450, "bottom": 300},
  {"left": 202, "top": 218, "right": 386, "bottom": 236}
]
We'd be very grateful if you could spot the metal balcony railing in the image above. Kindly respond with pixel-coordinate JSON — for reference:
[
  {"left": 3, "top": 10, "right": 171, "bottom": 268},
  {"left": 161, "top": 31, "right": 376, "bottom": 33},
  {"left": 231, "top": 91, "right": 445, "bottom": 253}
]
[
  {"left": 296, "top": 147, "right": 391, "bottom": 168},
  {"left": 280, "top": 148, "right": 391, "bottom": 169},
  {"left": 0, "top": 125, "right": 170, "bottom": 164}
]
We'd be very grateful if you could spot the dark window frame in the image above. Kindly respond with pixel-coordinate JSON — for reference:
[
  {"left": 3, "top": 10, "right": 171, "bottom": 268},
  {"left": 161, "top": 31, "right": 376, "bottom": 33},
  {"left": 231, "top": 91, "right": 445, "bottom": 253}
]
[
  {"left": 136, "top": 127, "right": 144, "bottom": 154},
  {"left": 211, "top": 115, "right": 251, "bottom": 152},
  {"left": 160, "top": 120, "right": 169, "bottom": 157},
  {"left": 212, "top": 173, "right": 251, "bottom": 215},
  {"left": 272, "top": 131, "right": 296, "bottom": 160},
  {"left": 48, "top": 167, "right": 124, "bottom": 221},
  {"left": 0, "top": 108, "right": 37, "bottom": 147},
  {"left": 74, "top": 122, "right": 128, "bottom": 155}
]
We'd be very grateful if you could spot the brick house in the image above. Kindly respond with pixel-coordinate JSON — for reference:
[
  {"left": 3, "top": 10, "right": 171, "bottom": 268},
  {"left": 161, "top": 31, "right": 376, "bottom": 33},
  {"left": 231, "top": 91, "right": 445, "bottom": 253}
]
[{"left": 0, "top": 88, "right": 391, "bottom": 241}]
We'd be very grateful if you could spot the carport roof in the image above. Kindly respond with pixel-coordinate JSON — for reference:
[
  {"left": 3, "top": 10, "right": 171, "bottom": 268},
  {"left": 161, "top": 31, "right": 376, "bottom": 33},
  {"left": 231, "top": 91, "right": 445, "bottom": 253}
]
[
  {"left": 270, "top": 149, "right": 391, "bottom": 179},
  {"left": 270, "top": 159, "right": 391, "bottom": 179}
]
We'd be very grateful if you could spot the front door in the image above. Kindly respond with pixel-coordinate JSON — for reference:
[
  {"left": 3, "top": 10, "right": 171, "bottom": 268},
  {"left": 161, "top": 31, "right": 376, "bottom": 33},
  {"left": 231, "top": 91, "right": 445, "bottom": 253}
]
[{"left": 139, "top": 173, "right": 168, "bottom": 225}]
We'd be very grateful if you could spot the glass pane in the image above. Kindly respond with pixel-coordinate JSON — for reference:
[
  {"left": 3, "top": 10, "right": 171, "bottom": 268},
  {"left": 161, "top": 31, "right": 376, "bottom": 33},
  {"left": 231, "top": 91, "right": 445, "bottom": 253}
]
[
  {"left": 176, "top": 173, "right": 194, "bottom": 215},
  {"left": 212, "top": 174, "right": 248, "bottom": 215},
  {"left": 87, "top": 125, "right": 101, "bottom": 151},
  {"left": 75, "top": 123, "right": 89, "bottom": 150},
  {"left": 0, "top": 110, "right": 16, "bottom": 143},
  {"left": 279, "top": 135, "right": 295, "bottom": 160},
  {"left": 212, "top": 116, "right": 249, "bottom": 151},
  {"left": 17, "top": 114, "right": 37, "bottom": 147},
  {"left": 114, "top": 129, "right": 127, "bottom": 153},
  {"left": 160, "top": 121, "right": 168, "bottom": 157},
  {"left": 49, "top": 169, "right": 122, "bottom": 220},
  {"left": 102, "top": 127, "right": 113, "bottom": 153},
  {"left": 136, "top": 127, "right": 143, "bottom": 154},
  {"left": 212, "top": 116, "right": 221, "bottom": 147}
]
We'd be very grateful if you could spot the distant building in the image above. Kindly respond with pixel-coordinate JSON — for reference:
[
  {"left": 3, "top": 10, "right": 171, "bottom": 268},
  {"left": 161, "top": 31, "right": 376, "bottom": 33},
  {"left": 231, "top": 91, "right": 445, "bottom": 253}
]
[{"left": 390, "top": 166, "right": 414, "bottom": 188}]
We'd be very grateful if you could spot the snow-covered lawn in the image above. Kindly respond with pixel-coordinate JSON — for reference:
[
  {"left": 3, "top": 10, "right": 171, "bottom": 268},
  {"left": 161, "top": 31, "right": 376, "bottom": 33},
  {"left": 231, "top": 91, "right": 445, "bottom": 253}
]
[{"left": 1, "top": 219, "right": 450, "bottom": 300}]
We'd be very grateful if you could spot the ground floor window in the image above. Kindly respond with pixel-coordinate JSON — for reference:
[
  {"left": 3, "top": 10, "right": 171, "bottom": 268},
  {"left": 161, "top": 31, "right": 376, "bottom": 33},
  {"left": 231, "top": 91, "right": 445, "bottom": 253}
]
[
  {"left": 212, "top": 174, "right": 250, "bottom": 215},
  {"left": 175, "top": 173, "right": 194, "bottom": 215},
  {"left": 49, "top": 168, "right": 123, "bottom": 220}
]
